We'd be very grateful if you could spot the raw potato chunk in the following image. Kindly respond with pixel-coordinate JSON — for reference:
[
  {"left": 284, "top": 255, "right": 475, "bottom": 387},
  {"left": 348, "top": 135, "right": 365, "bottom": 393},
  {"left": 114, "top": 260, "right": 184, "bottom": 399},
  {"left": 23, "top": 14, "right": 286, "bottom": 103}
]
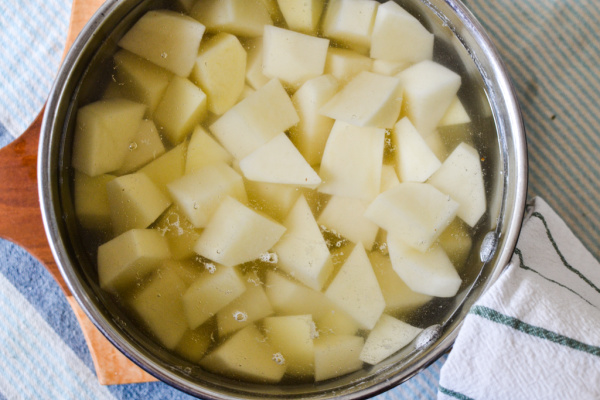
[
  {"left": 387, "top": 236, "right": 462, "bottom": 297},
  {"left": 263, "top": 315, "right": 315, "bottom": 377},
  {"left": 118, "top": 10, "right": 205, "bottom": 77},
  {"left": 265, "top": 271, "right": 331, "bottom": 319},
  {"left": 320, "top": 71, "right": 402, "bottom": 129},
  {"left": 315, "top": 308, "right": 359, "bottom": 336},
  {"left": 162, "top": 259, "right": 204, "bottom": 287},
  {"left": 139, "top": 142, "right": 187, "bottom": 197},
  {"left": 239, "top": 133, "right": 321, "bottom": 189},
  {"left": 194, "top": 196, "right": 286, "bottom": 267},
  {"left": 72, "top": 99, "right": 146, "bottom": 176},
  {"left": 317, "top": 196, "right": 379, "bottom": 250},
  {"left": 191, "top": 0, "right": 273, "bottom": 37},
  {"left": 107, "top": 173, "right": 171, "bottom": 235},
  {"left": 257, "top": 0, "right": 285, "bottom": 23},
  {"left": 74, "top": 172, "right": 115, "bottom": 231},
  {"left": 428, "top": 143, "right": 486, "bottom": 227},
  {"left": 322, "top": 0, "right": 378, "bottom": 54},
  {"left": 314, "top": 335, "right": 364, "bottom": 381},
  {"left": 392, "top": 117, "right": 441, "bottom": 183},
  {"left": 167, "top": 163, "right": 247, "bottom": 228},
  {"left": 200, "top": 325, "right": 286, "bottom": 383},
  {"left": 129, "top": 268, "right": 188, "bottom": 349},
  {"left": 174, "top": 322, "right": 214, "bottom": 363},
  {"left": 398, "top": 60, "right": 461, "bottom": 135},
  {"left": 244, "top": 180, "right": 301, "bottom": 221},
  {"left": 113, "top": 50, "right": 172, "bottom": 115},
  {"left": 191, "top": 33, "right": 247, "bottom": 115},
  {"left": 262, "top": 25, "right": 330, "bottom": 90},
  {"left": 325, "top": 245, "right": 385, "bottom": 330},
  {"left": 210, "top": 79, "right": 299, "bottom": 159},
  {"left": 371, "top": 59, "right": 409, "bottom": 76},
  {"left": 359, "top": 314, "right": 423, "bottom": 365},
  {"left": 439, "top": 96, "right": 471, "bottom": 127},
  {"left": 324, "top": 48, "right": 373, "bottom": 84},
  {"left": 153, "top": 206, "right": 202, "bottom": 260},
  {"left": 183, "top": 265, "right": 246, "bottom": 329},
  {"left": 437, "top": 218, "right": 473, "bottom": 269},
  {"left": 289, "top": 74, "right": 339, "bottom": 166},
  {"left": 186, "top": 126, "right": 233, "bottom": 174},
  {"left": 370, "top": 1, "right": 434, "bottom": 63},
  {"left": 365, "top": 183, "right": 458, "bottom": 252},
  {"left": 154, "top": 76, "right": 207, "bottom": 145},
  {"left": 380, "top": 164, "right": 401, "bottom": 193},
  {"left": 116, "top": 120, "right": 165, "bottom": 175},
  {"left": 273, "top": 196, "right": 333, "bottom": 291},
  {"left": 369, "top": 251, "right": 432, "bottom": 313},
  {"left": 277, "top": 0, "right": 324, "bottom": 34},
  {"left": 98, "top": 229, "right": 170, "bottom": 291},
  {"left": 319, "top": 121, "right": 385, "bottom": 201},
  {"left": 245, "top": 38, "right": 270, "bottom": 90},
  {"left": 217, "top": 285, "right": 274, "bottom": 336}
]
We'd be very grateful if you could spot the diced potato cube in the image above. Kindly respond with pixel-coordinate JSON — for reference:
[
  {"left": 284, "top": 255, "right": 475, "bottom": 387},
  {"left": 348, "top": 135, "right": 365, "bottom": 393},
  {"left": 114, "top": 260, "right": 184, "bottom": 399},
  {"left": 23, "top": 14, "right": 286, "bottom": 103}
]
[
  {"left": 244, "top": 38, "right": 270, "bottom": 90},
  {"left": 257, "top": 0, "right": 285, "bottom": 23},
  {"left": 438, "top": 96, "right": 471, "bottom": 127},
  {"left": 398, "top": 60, "right": 461, "bottom": 135},
  {"left": 314, "top": 335, "right": 364, "bottom": 381},
  {"left": 210, "top": 79, "right": 299, "bottom": 159},
  {"left": 262, "top": 25, "right": 329, "bottom": 90},
  {"left": 191, "top": 33, "right": 247, "bottom": 115},
  {"left": 322, "top": 0, "right": 378, "bottom": 54},
  {"left": 273, "top": 195, "right": 333, "bottom": 291},
  {"left": 115, "top": 120, "right": 166, "bottom": 175},
  {"left": 370, "top": 1, "right": 434, "bottom": 63},
  {"left": 113, "top": 50, "right": 172, "bottom": 115},
  {"left": 264, "top": 271, "right": 331, "bottom": 320},
  {"left": 194, "top": 196, "right": 286, "bottom": 267},
  {"left": 319, "top": 121, "right": 385, "bottom": 201},
  {"left": 183, "top": 265, "right": 246, "bottom": 329},
  {"left": 168, "top": 163, "right": 247, "bottom": 229},
  {"left": 369, "top": 251, "right": 432, "bottom": 313},
  {"left": 161, "top": 259, "right": 204, "bottom": 287},
  {"left": 245, "top": 180, "right": 301, "bottom": 221},
  {"left": 98, "top": 229, "right": 170, "bottom": 291},
  {"left": 427, "top": 142, "right": 486, "bottom": 227},
  {"left": 191, "top": 0, "right": 273, "bottom": 37},
  {"left": 364, "top": 183, "right": 458, "bottom": 252},
  {"left": 277, "top": 0, "right": 324, "bottom": 34},
  {"left": 101, "top": 81, "right": 124, "bottom": 100},
  {"left": 392, "top": 117, "right": 441, "bottom": 182},
  {"left": 107, "top": 173, "right": 171, "bottom": 235},
  {"left": 437, "top": 218, "right": 473, "bottom": 270},
  {"left": 72, "top": 99, "right": 146, "bottom": 176},
  {"left": 153, "top": 206, "right": 202, "bottom": 260},
  {"left": 263, "top": 315, "right": 315, "bottom": 377},
  {"left": 423, "top": 129, "right": 448, "bottom": 161},
  {"left": 317, "top": 196, "right": 379, "bottom": 250},
  {"left": 217, "top": 285, "right": 274, "bottom": 336},
  {"left": 174, "top": 322, "right": 214, "bottom": 363},
  {"left": 118, "top": 10, "right": 205, "bottom": 77},
  {"left": 200, "top": 325, "right": 286, "bottom": 383},
  {"left": 74, "top": 172, "right": 115, "bottom": 231},
  {"left": 315, "top": 308, "right": 359, "bottom": 336},
  {"left": 186, "top": 126, "right": 233, "bottom": 174},
  {"left": 139, "top": 142, "right": 187, "bottom": 198},
  {"left": 238, "top": 85, "right": 256, "bottom": 102},
  {"left": 324, "top": 244, "right": 385, "bottom": 330},
  {"left": 324, "top": 48, "right": 372, "bottom": 84},
  {"left": 244, "top": 180, "right": 301, "bottom": 220},
  {"left": 380, "top": 164, "right": 400, "bottom": 193},
  {"left": 128, "top": 268, "right": 188, "bottom": 349},
  {"left": 320, "top": 71, "right": 402, "bottom": 129},
  {"left": 289, "top": 74, "right": 338, "bottom": 166},
  {"left": 239, "top": 133, "right": 321, "bottom": 189},
  {"left": 387, "top": 236, "right": 462, "bottom": 297},
  {"left": 371, "top": 59, "right": 409, "bottom": 76},
  {"left": 359, "top": 314, "right": 423, "bottom": 365},
  {"left": 154, "top": 76, "right": 207, "bottom": 145}
]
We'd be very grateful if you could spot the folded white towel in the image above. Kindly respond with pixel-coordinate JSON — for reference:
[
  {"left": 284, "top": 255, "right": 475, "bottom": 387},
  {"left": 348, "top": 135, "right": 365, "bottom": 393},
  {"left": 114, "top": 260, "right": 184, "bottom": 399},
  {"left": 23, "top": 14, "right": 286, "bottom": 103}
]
[{"left": 438, "top": 197, "right": 600, "bottom": 399}]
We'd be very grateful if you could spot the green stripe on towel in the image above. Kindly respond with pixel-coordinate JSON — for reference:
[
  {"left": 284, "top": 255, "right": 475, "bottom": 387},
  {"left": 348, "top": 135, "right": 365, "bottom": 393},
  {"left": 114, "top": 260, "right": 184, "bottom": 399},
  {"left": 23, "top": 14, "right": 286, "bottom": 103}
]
[
  {"left": 438, "top": 385, "right": 475, "bottom": 400},
  {"left": 470, "top": 306, "right": 600, "bottom": 357}
]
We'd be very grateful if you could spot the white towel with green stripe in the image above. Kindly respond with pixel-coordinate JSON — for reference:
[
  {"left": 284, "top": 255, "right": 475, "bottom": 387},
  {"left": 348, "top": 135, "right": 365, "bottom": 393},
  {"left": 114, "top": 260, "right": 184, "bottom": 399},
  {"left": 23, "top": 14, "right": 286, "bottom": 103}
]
[{"left": 438, "top": 197, "right": 600, "bottom": 399}]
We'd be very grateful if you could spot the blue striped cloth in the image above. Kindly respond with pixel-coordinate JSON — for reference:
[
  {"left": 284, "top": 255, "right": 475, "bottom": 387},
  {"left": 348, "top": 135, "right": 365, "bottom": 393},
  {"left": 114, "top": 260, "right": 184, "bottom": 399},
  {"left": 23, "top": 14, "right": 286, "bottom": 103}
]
[{"left": 0, "top": 0, "right": 599, "bottom": 399}]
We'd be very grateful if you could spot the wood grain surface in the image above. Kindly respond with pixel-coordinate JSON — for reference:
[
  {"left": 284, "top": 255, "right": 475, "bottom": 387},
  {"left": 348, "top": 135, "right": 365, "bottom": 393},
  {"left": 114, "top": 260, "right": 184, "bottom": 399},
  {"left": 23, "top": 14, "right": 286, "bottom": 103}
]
[{"left": 0, "top": 0, "right": 157, "bottom": 385}]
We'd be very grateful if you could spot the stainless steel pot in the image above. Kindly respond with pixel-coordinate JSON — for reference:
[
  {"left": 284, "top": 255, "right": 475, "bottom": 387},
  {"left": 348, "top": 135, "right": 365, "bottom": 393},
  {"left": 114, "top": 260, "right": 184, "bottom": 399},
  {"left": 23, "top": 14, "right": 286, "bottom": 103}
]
[{"left": 38, "top": 0, "right": 528, "bottom": 398}]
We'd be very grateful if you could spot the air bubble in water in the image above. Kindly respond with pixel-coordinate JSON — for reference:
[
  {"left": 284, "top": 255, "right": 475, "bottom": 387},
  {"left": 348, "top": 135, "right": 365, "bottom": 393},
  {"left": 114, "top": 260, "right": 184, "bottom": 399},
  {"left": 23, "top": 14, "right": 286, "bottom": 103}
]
[
  {"left": 128, "top": 142, "right": 138, "bottom": 150},
  {"left": 272, "top": 353, "right": 285, "bottom": 365},
  {"left": 232, "top": 311, "right": 248, "bottom": 322}
]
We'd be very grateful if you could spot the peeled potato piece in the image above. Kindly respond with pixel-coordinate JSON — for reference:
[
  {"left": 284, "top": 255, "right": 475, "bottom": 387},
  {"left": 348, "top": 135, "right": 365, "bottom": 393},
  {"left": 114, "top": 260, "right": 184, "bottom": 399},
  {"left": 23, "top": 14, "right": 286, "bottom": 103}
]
[
  {"left": 153, "top": 206, "right": 202, "bottom": 261},
  {"left": 359, "top": 314, "right": 423, "bottom": 365},
  {"left": 115, "top": 120, "right": 165, "bottom": 175},
  {"left": 74, "top": 172, "right": 115, "bottom": 231},
  {"left": 185, "top": 126, "right": 233, "bottom": 174},
  {"left": 217, "top": 285, "right": 274, "bottom": 337},
  {"left": 191, "top": 0, "right": 273, "bottom": 37},
  {"left": 392, "top": 117, "right": 441, "bottom": 183},
  {"left": 139, "top": 141, "right": 187, "bottom": 198},
  {"left": 321, "top": 0, "right": 378, "bottom": 54},
  {"left": 314, "top": 334, "right": 364, "bottom": 381}
]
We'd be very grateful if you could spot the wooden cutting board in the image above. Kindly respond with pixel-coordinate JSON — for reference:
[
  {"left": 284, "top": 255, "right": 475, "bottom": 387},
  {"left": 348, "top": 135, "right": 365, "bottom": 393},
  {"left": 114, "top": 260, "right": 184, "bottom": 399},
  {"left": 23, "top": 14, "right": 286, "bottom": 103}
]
[{"left": 0, "top": 0, "right": 157, "bottom": 386}]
